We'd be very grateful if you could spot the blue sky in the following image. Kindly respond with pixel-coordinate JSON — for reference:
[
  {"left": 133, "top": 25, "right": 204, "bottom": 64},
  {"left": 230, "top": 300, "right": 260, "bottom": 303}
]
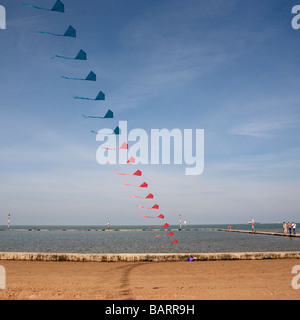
[{"left": 0, "top": 0, "right": 300, "bottom": 225}]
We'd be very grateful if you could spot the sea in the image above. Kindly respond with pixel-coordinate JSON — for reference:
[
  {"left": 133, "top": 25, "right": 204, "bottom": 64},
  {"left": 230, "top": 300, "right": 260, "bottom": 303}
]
[{"left": 0, "top": 224, "right": 299, "bottom": 254}]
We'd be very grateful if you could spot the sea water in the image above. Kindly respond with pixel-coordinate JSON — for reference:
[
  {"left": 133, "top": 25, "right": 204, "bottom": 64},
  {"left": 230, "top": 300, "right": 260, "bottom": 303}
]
[{"left": 0, "top": 224, "right": 298, "bottom": 253}]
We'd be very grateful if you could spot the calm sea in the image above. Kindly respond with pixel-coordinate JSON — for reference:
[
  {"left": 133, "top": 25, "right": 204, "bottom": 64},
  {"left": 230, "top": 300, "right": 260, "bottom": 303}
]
[{"left": 0, "top": 224, "right": 299, "bottom": 253}]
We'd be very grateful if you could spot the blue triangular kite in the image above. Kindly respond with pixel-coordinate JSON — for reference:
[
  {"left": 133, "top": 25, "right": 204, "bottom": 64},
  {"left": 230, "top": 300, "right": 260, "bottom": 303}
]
[
  {"left": 38, "top": 25, "right": 76, "bottom": 37},
  {"left": 82, "top": 110, "right": 114, "bottom": 119},
  {"left": 23, "top": 0, "right": 65, "bottom": 13},
  {"left": 52, "top": 49, "right": 87, "bottom": 60},
  {"left": 74, "top": 91, "right": 105, "bottom": 101},
  {"left": 91, "top": 126, "right": 120, "bottom": 135},
  {"left": 51, "top": 0, "right": 64, "bottom": 12},
  {"left": 61, "top": 71, "right": 96, "bottom": 81}
]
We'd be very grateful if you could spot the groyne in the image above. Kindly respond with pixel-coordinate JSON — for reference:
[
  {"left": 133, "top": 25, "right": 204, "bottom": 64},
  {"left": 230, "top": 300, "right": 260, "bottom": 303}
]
[
  {"left": 200, "top": 228, "right": 300, "bottom": 237},
  {"left": 0, "top": 251, "right": 299, "bottom": 262}
]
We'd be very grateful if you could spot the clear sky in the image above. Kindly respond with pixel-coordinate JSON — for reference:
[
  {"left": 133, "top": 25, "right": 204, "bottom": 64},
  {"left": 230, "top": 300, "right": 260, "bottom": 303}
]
[{"left": 0, "top": 0, "right": 300, "bottom": 225}]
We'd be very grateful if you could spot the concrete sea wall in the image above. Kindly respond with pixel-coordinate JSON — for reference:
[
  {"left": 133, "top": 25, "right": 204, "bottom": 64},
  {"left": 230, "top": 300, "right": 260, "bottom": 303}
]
[{"left": 0, "top": 251, "right": 299, "bottom": 262}]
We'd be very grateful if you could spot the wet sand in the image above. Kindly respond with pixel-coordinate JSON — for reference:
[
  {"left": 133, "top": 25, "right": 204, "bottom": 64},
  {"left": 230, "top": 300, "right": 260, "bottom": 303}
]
[{"left": 0, "top": 259, "right": 299, "bottom": 300}]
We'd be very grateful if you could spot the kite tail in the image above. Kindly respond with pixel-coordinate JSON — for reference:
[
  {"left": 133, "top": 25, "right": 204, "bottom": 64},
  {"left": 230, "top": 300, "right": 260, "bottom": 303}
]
[
  {"left": 137, "top": 205, "right": 159, "bottom": 209},
  {"left": 61, "top": 76, "right": 85, "bottom": 80},
  {"left": 74, "top": 96, "right": 95, "bottom": 100},
  {"left": 129, "top": 195, "right": 144, "bottom": 199},
  {"left": 82, "top": 115, "right": 104, "bottom": 119},
  {"left": 149, "top": 223, "right": 169, "bottom": 229},
  {"left": 142, "top": 214, "right": 164, "bottom": 219},
  {"left": 92, "top": 132, "right": 116, "bottom": 135},
  {"left": 91, "top": 130, "right": 115, "bottom": 135},
  {"left": 51, "top": 55, "right": 74, "bottom": 60},
  {"left": 154, "top": 232, "right": 174, "bottom": 238},
  {"left": 37, "top": 31, "right": 64, "bottom": 36},
  {"left": 160, "top": 240, "right": 178, "bottom": 247},
  {"left": 116, "top": 172, "right": 132, "bottom": 176},
  {"left": 23, "top": 3, "right": 50, "bottom": 11}
]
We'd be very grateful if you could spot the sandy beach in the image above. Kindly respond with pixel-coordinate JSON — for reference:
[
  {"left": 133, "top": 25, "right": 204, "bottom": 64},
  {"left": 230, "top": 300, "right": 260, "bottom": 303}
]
[{"left": 0, "top": 259, "right": 299, "bottom": 300}]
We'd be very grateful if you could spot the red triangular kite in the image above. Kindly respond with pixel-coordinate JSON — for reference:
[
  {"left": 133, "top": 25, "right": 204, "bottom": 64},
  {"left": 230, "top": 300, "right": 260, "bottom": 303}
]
[
  {"left": 129, "top": 193, "right": 154, "bottom": 199},
  {"left": 160, "top": 239, "right": 178, "bottom": 247},
  {"left": 123, "top": 182, "right": 148, "bottom": 188},
  {"left": 137, "top": 204, "right": 159, "bottom": 209},
  {"left": 142, "top": 214, "right": 164, "bottom": 219},
  {"left": 101, "top": 142, "right": 128, "bottom": 150},
  {"left": 149, "top": 223, "right": 169, "bottom": 229},
  {"left": 116, "top": 170, "right": 142, "bottom": 176},
  {"left": 154, "top": 231, "right": 174, "bottom": 238}
]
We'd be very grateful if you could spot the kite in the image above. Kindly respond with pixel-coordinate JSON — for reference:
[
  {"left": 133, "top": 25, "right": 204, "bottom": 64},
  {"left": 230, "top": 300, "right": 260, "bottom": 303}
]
[
  {"left": 101, "top": 142, "right": 128, "bottom": 150},
  {"left": 123, "top": 182, "right": 148, "bottom": 188},
  {"left": 142, "top": 214, "right": 164, "bottom": 219},
  {"left": 52, "top": 49, "right": 87, "bottom": 60},
  {"left": 129, "top": 193, "right": 154, "bottom": 199},
  {"left": 127, "top": 156, "right": 135, "bottom": 164},
  {"left": 38, "top": 25, "right": 76, "bottom": 37},
  {"left": 116, "top": 170, "right": 141, "bottom": 176},
  {"left": 23, "top": 0, "right": 64, "bottom": 13},
  {"left": 62, "top": 71, "right": 96, "bottom": 81},
  {"left": 160, "top": 240, "right": 178, "bottom": 247},
  {"left": 154, "top": 231, "right": 174, "bottom": 238},
  {"left": 149, "top": 223, "right": 169, "bottom": 229},
  {"left": 91, "top": 126, "right": 120, "bottom": 135},
  {"left": 124, "top": 182, "right": 147, "bottom": 188},
  {"left": 74, "top": 91, "right": 105, "bottom": 101},
  {"left": 82, "top": 110, "right": 113, "bottom": 119},
  {"left": 108, "top": 156, "right": 135, "bottom": 165},
  {"left": 137, "top": 204, "right": 159, "bottom": 209}
]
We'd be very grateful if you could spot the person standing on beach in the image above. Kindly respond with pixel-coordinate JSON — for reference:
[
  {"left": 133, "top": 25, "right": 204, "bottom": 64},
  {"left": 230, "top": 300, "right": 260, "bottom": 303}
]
[
  {"left": 287, "top": 222, "right": 292, "bottom": 235},
  {"left": 283, "top": 222, "right": 287, "bottom": 234},
  {"left": 292, "top": 222, "right": 296, "bottom": 235}
]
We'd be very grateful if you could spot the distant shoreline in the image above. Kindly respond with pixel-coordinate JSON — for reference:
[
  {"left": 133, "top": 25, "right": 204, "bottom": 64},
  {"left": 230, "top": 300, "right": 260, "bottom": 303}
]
[{"left": 0, "top": 227, "right": 299, "bottom": 237}]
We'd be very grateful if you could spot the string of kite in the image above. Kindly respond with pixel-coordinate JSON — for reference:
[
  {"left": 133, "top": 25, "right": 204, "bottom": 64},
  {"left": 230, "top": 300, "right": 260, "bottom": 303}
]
[{"left": 24, "top": 0, "right": 178, "bottom": 248}]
